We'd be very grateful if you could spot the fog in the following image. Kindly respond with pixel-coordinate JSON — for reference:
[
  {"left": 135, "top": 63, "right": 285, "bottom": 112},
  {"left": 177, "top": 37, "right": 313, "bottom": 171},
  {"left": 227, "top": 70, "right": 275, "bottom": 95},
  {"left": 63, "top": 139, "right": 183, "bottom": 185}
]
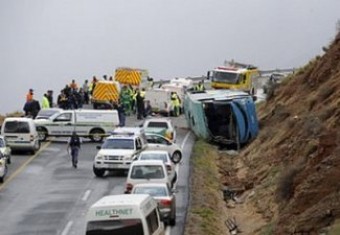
[{"left": 0, "top": 0, "right": 339, "bottom": 113}]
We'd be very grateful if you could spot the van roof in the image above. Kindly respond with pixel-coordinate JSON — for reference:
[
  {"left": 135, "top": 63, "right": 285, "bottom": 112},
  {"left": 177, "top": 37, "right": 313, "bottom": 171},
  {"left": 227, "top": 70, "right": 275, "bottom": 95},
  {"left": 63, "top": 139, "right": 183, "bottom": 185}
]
[
  {"left": 91, "top": 194, "right": 151, "bottom": 208},
  {"left": 4, "top": 117, "right": 34, "bottom": 122}
]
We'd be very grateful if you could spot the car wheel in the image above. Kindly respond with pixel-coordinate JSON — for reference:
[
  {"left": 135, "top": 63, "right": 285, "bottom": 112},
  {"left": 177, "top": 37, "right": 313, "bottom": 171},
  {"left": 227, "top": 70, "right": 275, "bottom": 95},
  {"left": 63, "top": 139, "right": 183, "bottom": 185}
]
[
  {"left": 169, "top": 216, "right": 176, "bottom": 226},
  {"left": 90, "top": 129, "right": 104, "bottom": 142},
  {"left": 171, "top": 151, "right": 182, "bottom": 164},
  {"left": 37, "top": 127, "right": 48, "bottom": 141},
  {"left": 93, "top": 166, "right": 105, "bottom": 177}
]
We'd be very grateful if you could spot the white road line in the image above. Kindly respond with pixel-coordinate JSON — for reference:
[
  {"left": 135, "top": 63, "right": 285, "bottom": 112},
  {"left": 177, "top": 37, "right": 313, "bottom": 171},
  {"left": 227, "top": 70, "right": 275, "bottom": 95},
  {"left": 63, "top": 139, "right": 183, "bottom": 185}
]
[
  {"left": 165, "top": 226, "right": 171, "bottom": 235},
  {"left": 181, "top": 131, "right": 191, "bottom": 150},
  {"left": 82, "top": 189, "right": 92, "bottom": 201},
  {"left": 61, "top": 221, "right": 73, "bottom": 235}
]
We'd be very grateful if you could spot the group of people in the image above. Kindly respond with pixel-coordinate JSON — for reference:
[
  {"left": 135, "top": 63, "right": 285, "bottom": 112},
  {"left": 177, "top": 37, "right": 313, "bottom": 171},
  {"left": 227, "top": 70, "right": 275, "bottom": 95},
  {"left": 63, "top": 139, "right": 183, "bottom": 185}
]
[{"left": 23, "top": 89, "right": 54, "bottom": 118}]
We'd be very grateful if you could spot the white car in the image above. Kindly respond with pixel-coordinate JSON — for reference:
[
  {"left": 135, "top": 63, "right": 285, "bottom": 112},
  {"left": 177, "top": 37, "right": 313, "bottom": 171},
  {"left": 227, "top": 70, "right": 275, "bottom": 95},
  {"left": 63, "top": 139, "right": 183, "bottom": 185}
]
[
  {"left": 0, "top": 135, "right": 11, "bottom": 164},
  {"left": 131, "top": 183, "right": 177, "bottom": 226},
  {"left": 137, "top": 150, "right": 177, "bottom": 183},
  {"left": 146, "top": 133, "right": 182, "bottom": 163},
  {"left": 143, "top": 118, "right": 176, "bottom": 142},
  {"left": 0, "top": 152, "right": 8, "bottom": 183},
  {"left": 125, "top": 160, "right": 175, "bottom": 194}
]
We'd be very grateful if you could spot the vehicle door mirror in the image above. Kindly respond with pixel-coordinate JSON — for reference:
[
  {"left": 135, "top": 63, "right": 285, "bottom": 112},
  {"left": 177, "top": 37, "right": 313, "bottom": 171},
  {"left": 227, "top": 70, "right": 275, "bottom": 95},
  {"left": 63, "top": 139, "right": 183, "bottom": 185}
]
[
  {"left": 206, "top": 71, "right": 211, "bottom": 80},
  {"left": 96, "top": 146, "right": 101, "bottom": 150},
  {"left": 171, "top": 188, "right": 178, "bottom": 194}
]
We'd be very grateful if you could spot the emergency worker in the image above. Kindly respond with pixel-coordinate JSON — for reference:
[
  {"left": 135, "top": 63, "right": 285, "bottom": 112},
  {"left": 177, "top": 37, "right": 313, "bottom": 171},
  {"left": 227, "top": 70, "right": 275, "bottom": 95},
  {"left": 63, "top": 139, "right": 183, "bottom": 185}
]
[
  {"left": 120, "top": 86, "right": 131, "bottom": 116},
  {"left": 41, "top": 93, "right": 50, "bottom": 109},
  {"left": 195, "top": 81, "right": 205, "bottom": 91},
  {"left": 171, "top": 92, "right": 180, "bottom": 117}
]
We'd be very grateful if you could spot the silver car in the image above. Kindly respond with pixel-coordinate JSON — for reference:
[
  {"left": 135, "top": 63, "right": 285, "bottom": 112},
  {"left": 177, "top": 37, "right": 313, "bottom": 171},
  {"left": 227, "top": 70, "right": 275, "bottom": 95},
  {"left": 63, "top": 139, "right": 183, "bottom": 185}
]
[
  {"left": 146, "top": 133, "right": 182, "bottom": 163},
  {"left": 137, "top": 150, "right": 177, "bottom": 185},
  {"left": 131, "top": 183, "right": 176, "bottom": 226}
]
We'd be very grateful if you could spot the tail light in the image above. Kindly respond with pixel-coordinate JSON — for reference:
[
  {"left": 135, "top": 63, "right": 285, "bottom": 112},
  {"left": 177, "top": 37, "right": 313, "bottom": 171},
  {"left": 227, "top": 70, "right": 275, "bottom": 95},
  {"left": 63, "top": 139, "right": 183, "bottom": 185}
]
[
  {"left": 160, "top": 199, "right": 171, "bottom": 206},
  {"left": 125, "top": 183, "right": 133, "bottom": 194},
  {"left": 166, "top": 164, "right": 172, "bottom": 173},
  {"left": 30, "top": 135, "right": 34, "bottom": 142}
]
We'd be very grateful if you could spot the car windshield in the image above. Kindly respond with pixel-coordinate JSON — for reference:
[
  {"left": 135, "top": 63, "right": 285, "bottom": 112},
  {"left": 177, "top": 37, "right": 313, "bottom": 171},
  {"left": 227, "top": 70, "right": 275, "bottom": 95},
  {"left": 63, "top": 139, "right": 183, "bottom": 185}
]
[
  {"left": 146, "top": 122, "right": 169, "bottom": 129},
  {"left": 102, "top": 139, "right": 134, "bottom": 150},
  {"left": 212, "top": 71, "right": 239, "bottom": 84},
  {"left": 139, "top": 153, "right": 167, "bottom": 163},
  {"left": 131, "top": 165, "right": 165, "bottom": 179},
  {"left": 133, "top": 186, "right": 168, "bottom": 197}
]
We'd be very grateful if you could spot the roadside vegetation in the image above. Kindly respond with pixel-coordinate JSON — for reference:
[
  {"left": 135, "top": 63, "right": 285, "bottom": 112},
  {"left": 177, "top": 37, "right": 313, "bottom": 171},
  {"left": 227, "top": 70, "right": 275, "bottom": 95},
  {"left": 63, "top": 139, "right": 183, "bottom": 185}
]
[{"left": 184, "top": 140, "right": 229, "bottom": 235}]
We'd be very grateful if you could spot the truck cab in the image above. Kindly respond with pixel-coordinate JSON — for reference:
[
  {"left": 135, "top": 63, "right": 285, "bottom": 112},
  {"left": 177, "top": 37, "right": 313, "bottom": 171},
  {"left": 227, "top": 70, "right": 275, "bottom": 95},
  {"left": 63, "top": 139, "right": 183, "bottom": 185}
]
[{"left": 207, "top": 62, "right": 259, "bottom": 95}]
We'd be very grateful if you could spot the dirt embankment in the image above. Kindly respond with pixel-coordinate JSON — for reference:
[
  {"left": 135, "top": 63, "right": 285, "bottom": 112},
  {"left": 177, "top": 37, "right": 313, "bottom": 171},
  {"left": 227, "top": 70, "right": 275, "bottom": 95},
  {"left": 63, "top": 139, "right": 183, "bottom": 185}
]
[{"left": 185, "top": 33, "right": 340, "bottom": 235}]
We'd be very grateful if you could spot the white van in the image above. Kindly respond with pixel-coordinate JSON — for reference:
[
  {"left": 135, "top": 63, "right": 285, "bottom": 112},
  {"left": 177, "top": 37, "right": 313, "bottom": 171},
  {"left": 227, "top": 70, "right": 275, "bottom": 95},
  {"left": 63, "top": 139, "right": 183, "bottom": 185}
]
[
  {"left": 144, "top": 88, "right": 172, "bottom": 116},
  {"left": 34, "top": 109, "right": 119, "bottom": 142},
  {"left": 1, "top": 117, "right": 40, "bottom": 154},
  {"left": 86, "top": 194, "right": 165, "bottom": 235}
]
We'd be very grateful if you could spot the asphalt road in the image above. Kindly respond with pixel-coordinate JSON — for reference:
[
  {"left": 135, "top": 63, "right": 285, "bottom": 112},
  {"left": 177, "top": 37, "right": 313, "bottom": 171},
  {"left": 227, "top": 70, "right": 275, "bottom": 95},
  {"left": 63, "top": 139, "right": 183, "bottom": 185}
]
[{"left": 0, "top": 115, "right": 195, "bottom": 235}]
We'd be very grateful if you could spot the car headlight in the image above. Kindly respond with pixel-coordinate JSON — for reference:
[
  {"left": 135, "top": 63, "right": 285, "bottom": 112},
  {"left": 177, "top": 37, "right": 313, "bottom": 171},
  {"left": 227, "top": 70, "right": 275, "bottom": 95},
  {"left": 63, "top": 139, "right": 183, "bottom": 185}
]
[{"left": 95, "top": 155, "right": 104, "bottom": 160}]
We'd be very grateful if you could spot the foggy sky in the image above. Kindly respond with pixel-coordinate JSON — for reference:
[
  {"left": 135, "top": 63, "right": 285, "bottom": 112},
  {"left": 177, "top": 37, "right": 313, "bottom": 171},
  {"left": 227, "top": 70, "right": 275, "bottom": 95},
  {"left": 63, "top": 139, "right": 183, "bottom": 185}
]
[{"left": 0, "top": 0, "right": 339, "bottom": 113}]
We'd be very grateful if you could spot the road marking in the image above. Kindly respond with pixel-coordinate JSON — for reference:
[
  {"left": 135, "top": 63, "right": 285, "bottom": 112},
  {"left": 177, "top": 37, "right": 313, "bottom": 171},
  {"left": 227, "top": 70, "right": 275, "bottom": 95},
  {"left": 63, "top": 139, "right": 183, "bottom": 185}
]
[
  {"left": 181, "top": 131, "right": 191, "bottom": 150},
  {"left": 165, "top": 226, "right": 171, "bottom": 235},
  {"left": 82, "top": 190, "right": 92, "bottom": 201},
  {"left": 0, "top": 141, "right": 51, "bottom": 191},
  {"left": 61, "top": 220, "right": 73, "bottom": 235}
]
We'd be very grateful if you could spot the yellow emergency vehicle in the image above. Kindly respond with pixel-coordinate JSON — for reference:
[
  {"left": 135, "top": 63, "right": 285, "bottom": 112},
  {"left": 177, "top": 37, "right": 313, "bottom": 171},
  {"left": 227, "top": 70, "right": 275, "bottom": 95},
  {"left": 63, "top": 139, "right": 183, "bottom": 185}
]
[
  {"left": 114, "top": 67, "right": 149, "bottom": 86},
  {"left": 207, "top": 61, "right": 259, "bottom": 95},
  {"left": 91, "top": 80, "right": 120, "bottom": 109}
]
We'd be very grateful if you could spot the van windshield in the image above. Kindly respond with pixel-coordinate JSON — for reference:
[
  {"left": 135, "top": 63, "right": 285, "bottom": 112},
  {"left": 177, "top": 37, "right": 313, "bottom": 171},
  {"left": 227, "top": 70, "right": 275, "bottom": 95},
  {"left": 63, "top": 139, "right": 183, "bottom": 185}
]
[
  {"left": 4, "top": 121, "right": 30, "bottom": 134},
  {"left": 102, "top": 139, "right": 134, "bottom": 150},
  {"left": 86, "top": 219, "right": 144, "bottom": 235}
]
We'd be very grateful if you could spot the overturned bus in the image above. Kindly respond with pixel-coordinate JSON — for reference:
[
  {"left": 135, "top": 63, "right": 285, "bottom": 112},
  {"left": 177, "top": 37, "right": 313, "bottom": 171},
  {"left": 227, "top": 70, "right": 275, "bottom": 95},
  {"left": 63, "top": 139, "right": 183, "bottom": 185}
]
[{"left": 183, "top": 90, "right": 259, "bottom": 148}]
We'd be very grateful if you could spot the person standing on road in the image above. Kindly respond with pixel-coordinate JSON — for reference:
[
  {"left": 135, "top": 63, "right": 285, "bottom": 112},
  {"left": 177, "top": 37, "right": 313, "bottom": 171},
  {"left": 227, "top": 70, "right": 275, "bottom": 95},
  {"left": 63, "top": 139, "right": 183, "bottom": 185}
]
[{"left": 67, "top": 131, "right": 82, "bottom": 168}]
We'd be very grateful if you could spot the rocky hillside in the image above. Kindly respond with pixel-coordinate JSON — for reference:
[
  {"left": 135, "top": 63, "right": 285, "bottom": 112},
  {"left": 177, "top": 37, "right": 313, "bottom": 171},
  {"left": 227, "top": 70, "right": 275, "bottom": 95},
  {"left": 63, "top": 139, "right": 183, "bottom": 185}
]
[{"left": 223, "top": 33, "right": 340, "bottom": 234}]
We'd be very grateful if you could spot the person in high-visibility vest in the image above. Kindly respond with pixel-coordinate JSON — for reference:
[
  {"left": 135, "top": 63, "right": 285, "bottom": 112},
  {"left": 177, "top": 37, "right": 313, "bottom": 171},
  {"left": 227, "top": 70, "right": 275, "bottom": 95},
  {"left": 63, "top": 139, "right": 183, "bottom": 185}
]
[
  {"left": 195, "top": 81, "right": 205, "bottom": 91},
  {"left": 171, "top": 92, "right": 180, "bottom": 117},
  {"left": 120, "top": 86, "right": 132, "bottom": 116},
  {"left": 41, "top": 93, "right": 50, "bottom": 109}
]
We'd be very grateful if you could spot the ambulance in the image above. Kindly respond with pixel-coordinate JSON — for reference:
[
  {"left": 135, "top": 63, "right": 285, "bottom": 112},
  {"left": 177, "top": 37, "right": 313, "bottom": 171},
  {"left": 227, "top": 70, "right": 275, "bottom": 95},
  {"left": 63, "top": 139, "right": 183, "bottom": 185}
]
[
  {"left": 85, "top": 194, "right": 165, "bottom": 235},
  {"left": 34, "top": 109, "right": 119, "bottom": 142},
  {"left": 91, "top": 80, "right": 120, "bottom": 109}
]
